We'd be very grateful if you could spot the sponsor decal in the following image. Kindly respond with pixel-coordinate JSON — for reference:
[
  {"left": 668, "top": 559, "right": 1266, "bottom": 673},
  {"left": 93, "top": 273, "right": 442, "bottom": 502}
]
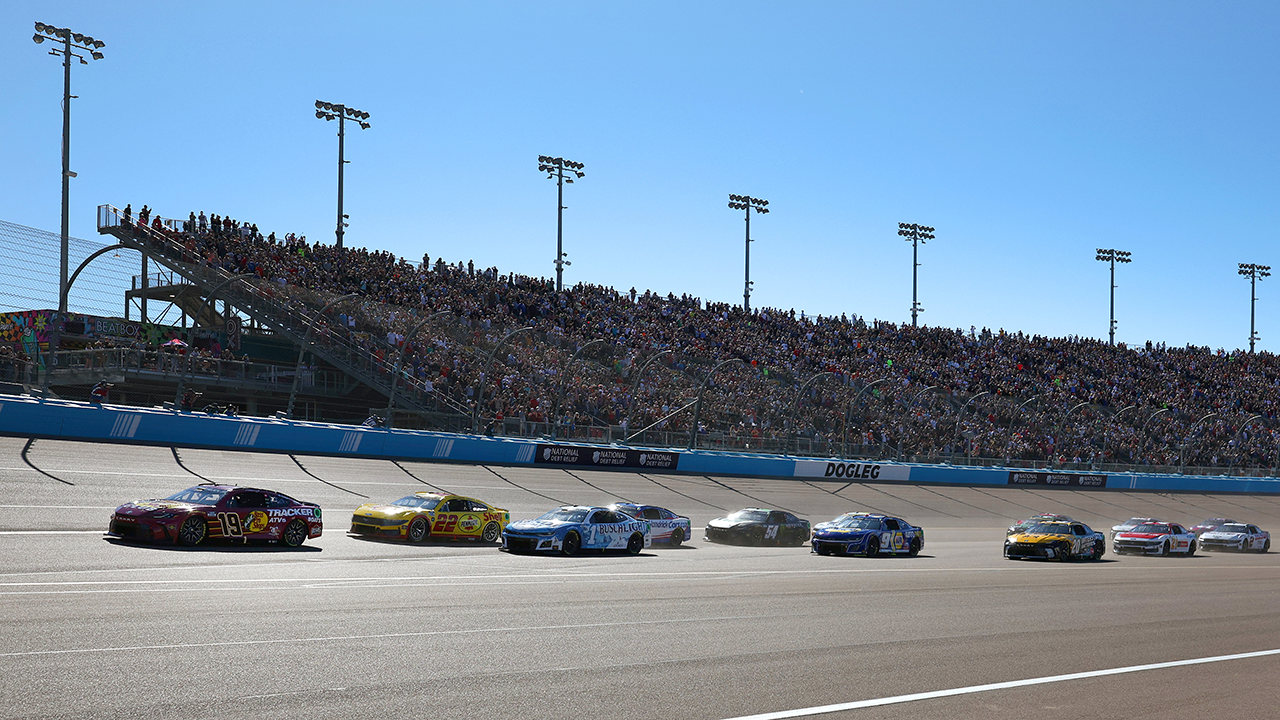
[
  {"left": 458, "top": 515, "right": 481, "bottom": 532},
  {"left": 533, "top": 444, "right": 680, "bottom": 470},
  {"left": 245, "top": 511, "right": 270, "bottom": 533},
  {"left": 1007, "top": 472, "right": 1107, "bottom": 488},
  {"left": 268, "top": 508, "right": 316, "bottom": 518},
  {"left": 794, "top": 460, "right": 912, "bottom": 482}
]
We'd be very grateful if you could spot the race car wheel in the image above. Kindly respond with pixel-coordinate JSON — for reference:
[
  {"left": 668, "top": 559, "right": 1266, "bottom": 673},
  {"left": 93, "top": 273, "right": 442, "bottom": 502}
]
[
  {"left": 865, "top": 536, "right": 880, "bottom": 557},
  {"left": 177, "top": 516, "right": 206, "bottom": 546},
  {"left": 1056, "top": 542, "right": 1071, "bottom": 562},
  {"left": 1091, "top": 541, "right": 1105, "bottom": 561},
  {"left": 1261, "top": 539, "right": 1271, "bottom": 553},
  {"left": 481, "top": 522, "right": 501, "bottom": 543},
  {"left": 751, "top": 528, "right": 766, "bottom": 546},
  {"left": 282, "top": 519, "right": 308, "bottom": 548},
  {"left": 408, "top": 517, "right": 430, "bottom": 543},
  {"left": 626, "top": 533, "right": 644, "bottom": 555},
  {"left": 1161, "top": 540, "right": 1172, "bottom": 557},
  {"left": 669, "top": 528, "right": 684, "bottom": 547},
  {"left": 909, "top": 538, "right": 922, "bottom": 557},
  {"left": 562, "top": 531, "right": 581, "bottom": 556},
  {"left": 1186, "top": 540, "right": 1196, "bottom": 556}
]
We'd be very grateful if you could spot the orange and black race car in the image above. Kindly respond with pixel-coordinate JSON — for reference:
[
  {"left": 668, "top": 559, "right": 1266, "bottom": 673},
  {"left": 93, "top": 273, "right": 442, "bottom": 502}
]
[
  {"left": 349, "top": 492, "right": 509, "bottom": 543},
  {"left": 108, "top": 483, "right": 322, "bottom": 547}
]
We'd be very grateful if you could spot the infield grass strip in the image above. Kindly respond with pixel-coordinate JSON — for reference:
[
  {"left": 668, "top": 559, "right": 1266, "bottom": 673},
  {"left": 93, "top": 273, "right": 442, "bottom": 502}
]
[{"left": 721, "top": 647, "right": 1280, "bottom": 719}]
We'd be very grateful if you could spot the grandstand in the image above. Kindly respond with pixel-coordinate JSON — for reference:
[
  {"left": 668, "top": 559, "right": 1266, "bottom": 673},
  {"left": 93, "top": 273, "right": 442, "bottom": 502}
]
[{"left": 1, "top": 206, "right": 1277, "bottom": 477}]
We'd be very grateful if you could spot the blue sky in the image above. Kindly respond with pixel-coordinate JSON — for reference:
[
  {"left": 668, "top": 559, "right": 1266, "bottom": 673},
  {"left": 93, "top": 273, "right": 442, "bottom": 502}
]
[{"left": 4, "top": 2, "right": 1278, "bottom": 351}]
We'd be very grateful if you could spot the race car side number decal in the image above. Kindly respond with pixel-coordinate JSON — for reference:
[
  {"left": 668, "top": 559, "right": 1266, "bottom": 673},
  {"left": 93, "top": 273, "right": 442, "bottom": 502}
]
[
  {"left": 433, "top": 515, "right": 459, "bottom": 533},
  {"left": 218, "top": 512, "right": 243, "bottom": 537},
  {"left": 765, "top": 526, "right": 779, "bottom": 540}
]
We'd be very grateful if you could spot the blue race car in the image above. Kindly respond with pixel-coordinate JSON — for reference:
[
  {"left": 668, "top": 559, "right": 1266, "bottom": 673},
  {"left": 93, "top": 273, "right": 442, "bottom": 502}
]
[
  {"left": 610, "top": 503, "right": 692, "bottom": 546},
  {"left": 811, "top": 513, "right": 924, "bottom": 557},
  {"left": 502, "top": 506, "right": 652, "bottom": 555}
]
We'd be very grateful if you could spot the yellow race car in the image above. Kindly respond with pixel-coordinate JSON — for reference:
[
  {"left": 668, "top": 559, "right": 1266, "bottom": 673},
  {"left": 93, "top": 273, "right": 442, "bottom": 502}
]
[
  {"left": 349, "top": 492, "right": 509, "bottom": 543},
  {"left": 1004, "top": 520, "right": 1106, "bottom": 561}
]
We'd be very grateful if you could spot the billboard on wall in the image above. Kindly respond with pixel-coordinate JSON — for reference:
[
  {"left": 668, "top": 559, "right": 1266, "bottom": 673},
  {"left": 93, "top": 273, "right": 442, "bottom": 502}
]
[
  {"left": 793, "top": 459, "right": 913, "bottom": 482},
  {"left": 1007, "top": 471, "right": 1107, "bottom": 488},
  {"left": 533, "top": 443, "right": 680, "bottom": 470}
]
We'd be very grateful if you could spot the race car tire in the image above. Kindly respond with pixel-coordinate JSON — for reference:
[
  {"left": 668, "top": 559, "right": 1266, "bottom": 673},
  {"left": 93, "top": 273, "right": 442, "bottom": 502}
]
[
  {"left": 1238, "top": 540, "right": 1246, "bottom": 552},
  {"left": 1161, "top": 540, "right": 1172, "bottom": 557},
  {"left": 1261, "top": 539, "right": 1271, "bottom": 553},
  {"left": 909, "top": 538, "right": 922, "bottom": 557},
  {"left": 1090, "top": 541, "right": 1105, "bottom": 561},
  {"left": 1186, "top": 540, "right": 1196, "bottom": 556},
  {"left": 626, "top": 533, "right": 644, "bottom": 555},
  {"left": 751, "top": 528, "right": 766, "bottom": 546},
  {"left": 481, "top": 522, "right": 501, "bottom": 543},
  {"left": 562, "top": 531, "right": 581, "bottom": 556},
  {"left": 1056, "top": 542, "right": 1071, "bottom": 562},
  {"left": 282, "top": 519, "right": 308, "bottom": 548},
  {"left": 669, "top": 528, "right": 684, "bottom": 547},
  {"left": 408, "top": 517, "right": 430, "bottom": 543},
  {"left": 177, "top": 516, "right": 206, "bottom": 546},
  {"left": 865, "top": 536, "right": 880, "bottom": 557}
]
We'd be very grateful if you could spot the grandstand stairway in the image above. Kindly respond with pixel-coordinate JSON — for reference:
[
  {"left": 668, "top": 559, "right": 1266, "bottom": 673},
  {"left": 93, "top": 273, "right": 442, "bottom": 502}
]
[{"left": 96, "top": 205, "right": 466, "bottom": 424}]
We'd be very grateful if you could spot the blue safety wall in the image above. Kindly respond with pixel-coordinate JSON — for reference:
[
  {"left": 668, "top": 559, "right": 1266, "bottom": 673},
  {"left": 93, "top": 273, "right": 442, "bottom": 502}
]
[{"left": 4, "top": 396, "right": 1279, "bottom": 495}]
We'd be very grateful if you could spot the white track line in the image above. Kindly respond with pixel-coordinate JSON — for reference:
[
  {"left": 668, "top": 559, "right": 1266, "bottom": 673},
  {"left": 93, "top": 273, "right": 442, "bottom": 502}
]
[
  {"left": 722, "top": 648, "right": 1280, "bottom": 719},
  {"left": 0, "top": 613, "right": 779, "bottom": 658}
]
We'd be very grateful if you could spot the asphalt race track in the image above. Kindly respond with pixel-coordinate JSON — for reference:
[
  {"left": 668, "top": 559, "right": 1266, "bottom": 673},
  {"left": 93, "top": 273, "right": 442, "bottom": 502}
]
[{"left": 2, "top": 436, "right": 1279, "bottom": 719}]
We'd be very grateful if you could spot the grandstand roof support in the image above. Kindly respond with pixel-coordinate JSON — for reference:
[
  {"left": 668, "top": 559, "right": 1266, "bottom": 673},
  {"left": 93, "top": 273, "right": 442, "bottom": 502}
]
[
  {"left": 955, "top": 390, "right": 990, "bottom": 461},
  {"left": 385, "top": 310, "right": 454, "bottom": 429},
  {"left": 552, "top": 338, "right": 606, "bottom": 439},
  {"left": 60, "top": 242, "right": 127, "bottom": 310},
  {"left": 842, "top": 378, "right": 891, "bottom": 460},
  {"left": 472, "top": 326, "right": 534, "bottom": 433},
  {"left": 173, "top": 274, "right": 252, "bottom": 406},
  {"left": 687, "top": 358, "right": 744, "bottom": 451},
  {"left": 1179, "top": 412, "right": 1220, "bottom": 473},
  {"left": 787, "top": 371, "right": 836, "bottom": 456},
  {"left": 286, "top": 293, "right": 360, "bottom": 419}
]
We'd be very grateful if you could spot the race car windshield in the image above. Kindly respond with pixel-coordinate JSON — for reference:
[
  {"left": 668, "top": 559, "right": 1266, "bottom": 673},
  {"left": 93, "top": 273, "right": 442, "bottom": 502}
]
[
  {"left": 538, "top": 509, "right": 589, "bottom": 523},
  {"left": 1026, "top": 523, "right": 1071, "bottom": 534},
  {"left": 835, "top": 516, "right": 882, "bottom": 530},
  {"left": 1217, "top": 524, "right": 1250, "bottom": 533},
  {"left": 164, "top": 487, "right": 228, "bottom": 504},
  {"left": 1132, "top": 524, "right": 1170, "bottom": 534},
  {"left": 392, "top": 495, "right": 443, "bottom": 510},
  {"left": 727, "top": 510, "right": 769, "bottom": 523}
]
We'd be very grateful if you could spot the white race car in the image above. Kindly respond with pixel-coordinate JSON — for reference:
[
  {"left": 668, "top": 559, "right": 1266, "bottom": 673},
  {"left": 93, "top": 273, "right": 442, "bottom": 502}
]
[
  {"left": 1198, "top": 523, "right": 1271, "bottom": 553},
  {"left": 1113, "top": 521, "right": 1197, "bottom": 556}
]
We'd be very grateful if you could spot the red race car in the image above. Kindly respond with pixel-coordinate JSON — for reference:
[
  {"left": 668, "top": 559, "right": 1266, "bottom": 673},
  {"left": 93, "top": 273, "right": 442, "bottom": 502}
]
[{"left": 108, "top": 484, "right": 323, "bottom": 547}]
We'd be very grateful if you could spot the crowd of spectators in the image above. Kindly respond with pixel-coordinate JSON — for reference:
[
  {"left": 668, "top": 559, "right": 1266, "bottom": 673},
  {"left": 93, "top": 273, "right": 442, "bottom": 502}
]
[{"left": 114, "top": 204, "right": 1280, "bottom": 471}]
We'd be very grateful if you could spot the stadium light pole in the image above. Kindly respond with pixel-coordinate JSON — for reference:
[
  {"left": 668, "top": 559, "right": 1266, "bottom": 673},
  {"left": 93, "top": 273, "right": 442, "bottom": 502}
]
[
  {"left": 898, "top": 223, "right": 934, "bottom": 327},
  {"left": 538, "top": 156, "right": 585, "bottom": 291},
  {"left": 315, "top": 101, "right": 371, "bottom": 249},
  {"left": 1095, "top": 248, "right": 1132, "bottom": 345},
  {"left": 33, "top": 22, "right": 105, "bottom": 314},
  {"left": 1238, "top": 263, "right": 1271, "bottom": 353},
  {"left": 728, "top": 195, "right": 769, "bottom": 312}
]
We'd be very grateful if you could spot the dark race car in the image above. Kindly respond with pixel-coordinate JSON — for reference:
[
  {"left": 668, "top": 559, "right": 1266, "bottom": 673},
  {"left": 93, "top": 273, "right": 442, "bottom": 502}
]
[
  {"left": 811, "top": 513, "right": 924, "bottom": 557},
  {"left": 108, "top": 484, "right": 323, "bottom": 547},
  {"left": 705, "top": 508, "right": 809, "bottom": 547}
]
